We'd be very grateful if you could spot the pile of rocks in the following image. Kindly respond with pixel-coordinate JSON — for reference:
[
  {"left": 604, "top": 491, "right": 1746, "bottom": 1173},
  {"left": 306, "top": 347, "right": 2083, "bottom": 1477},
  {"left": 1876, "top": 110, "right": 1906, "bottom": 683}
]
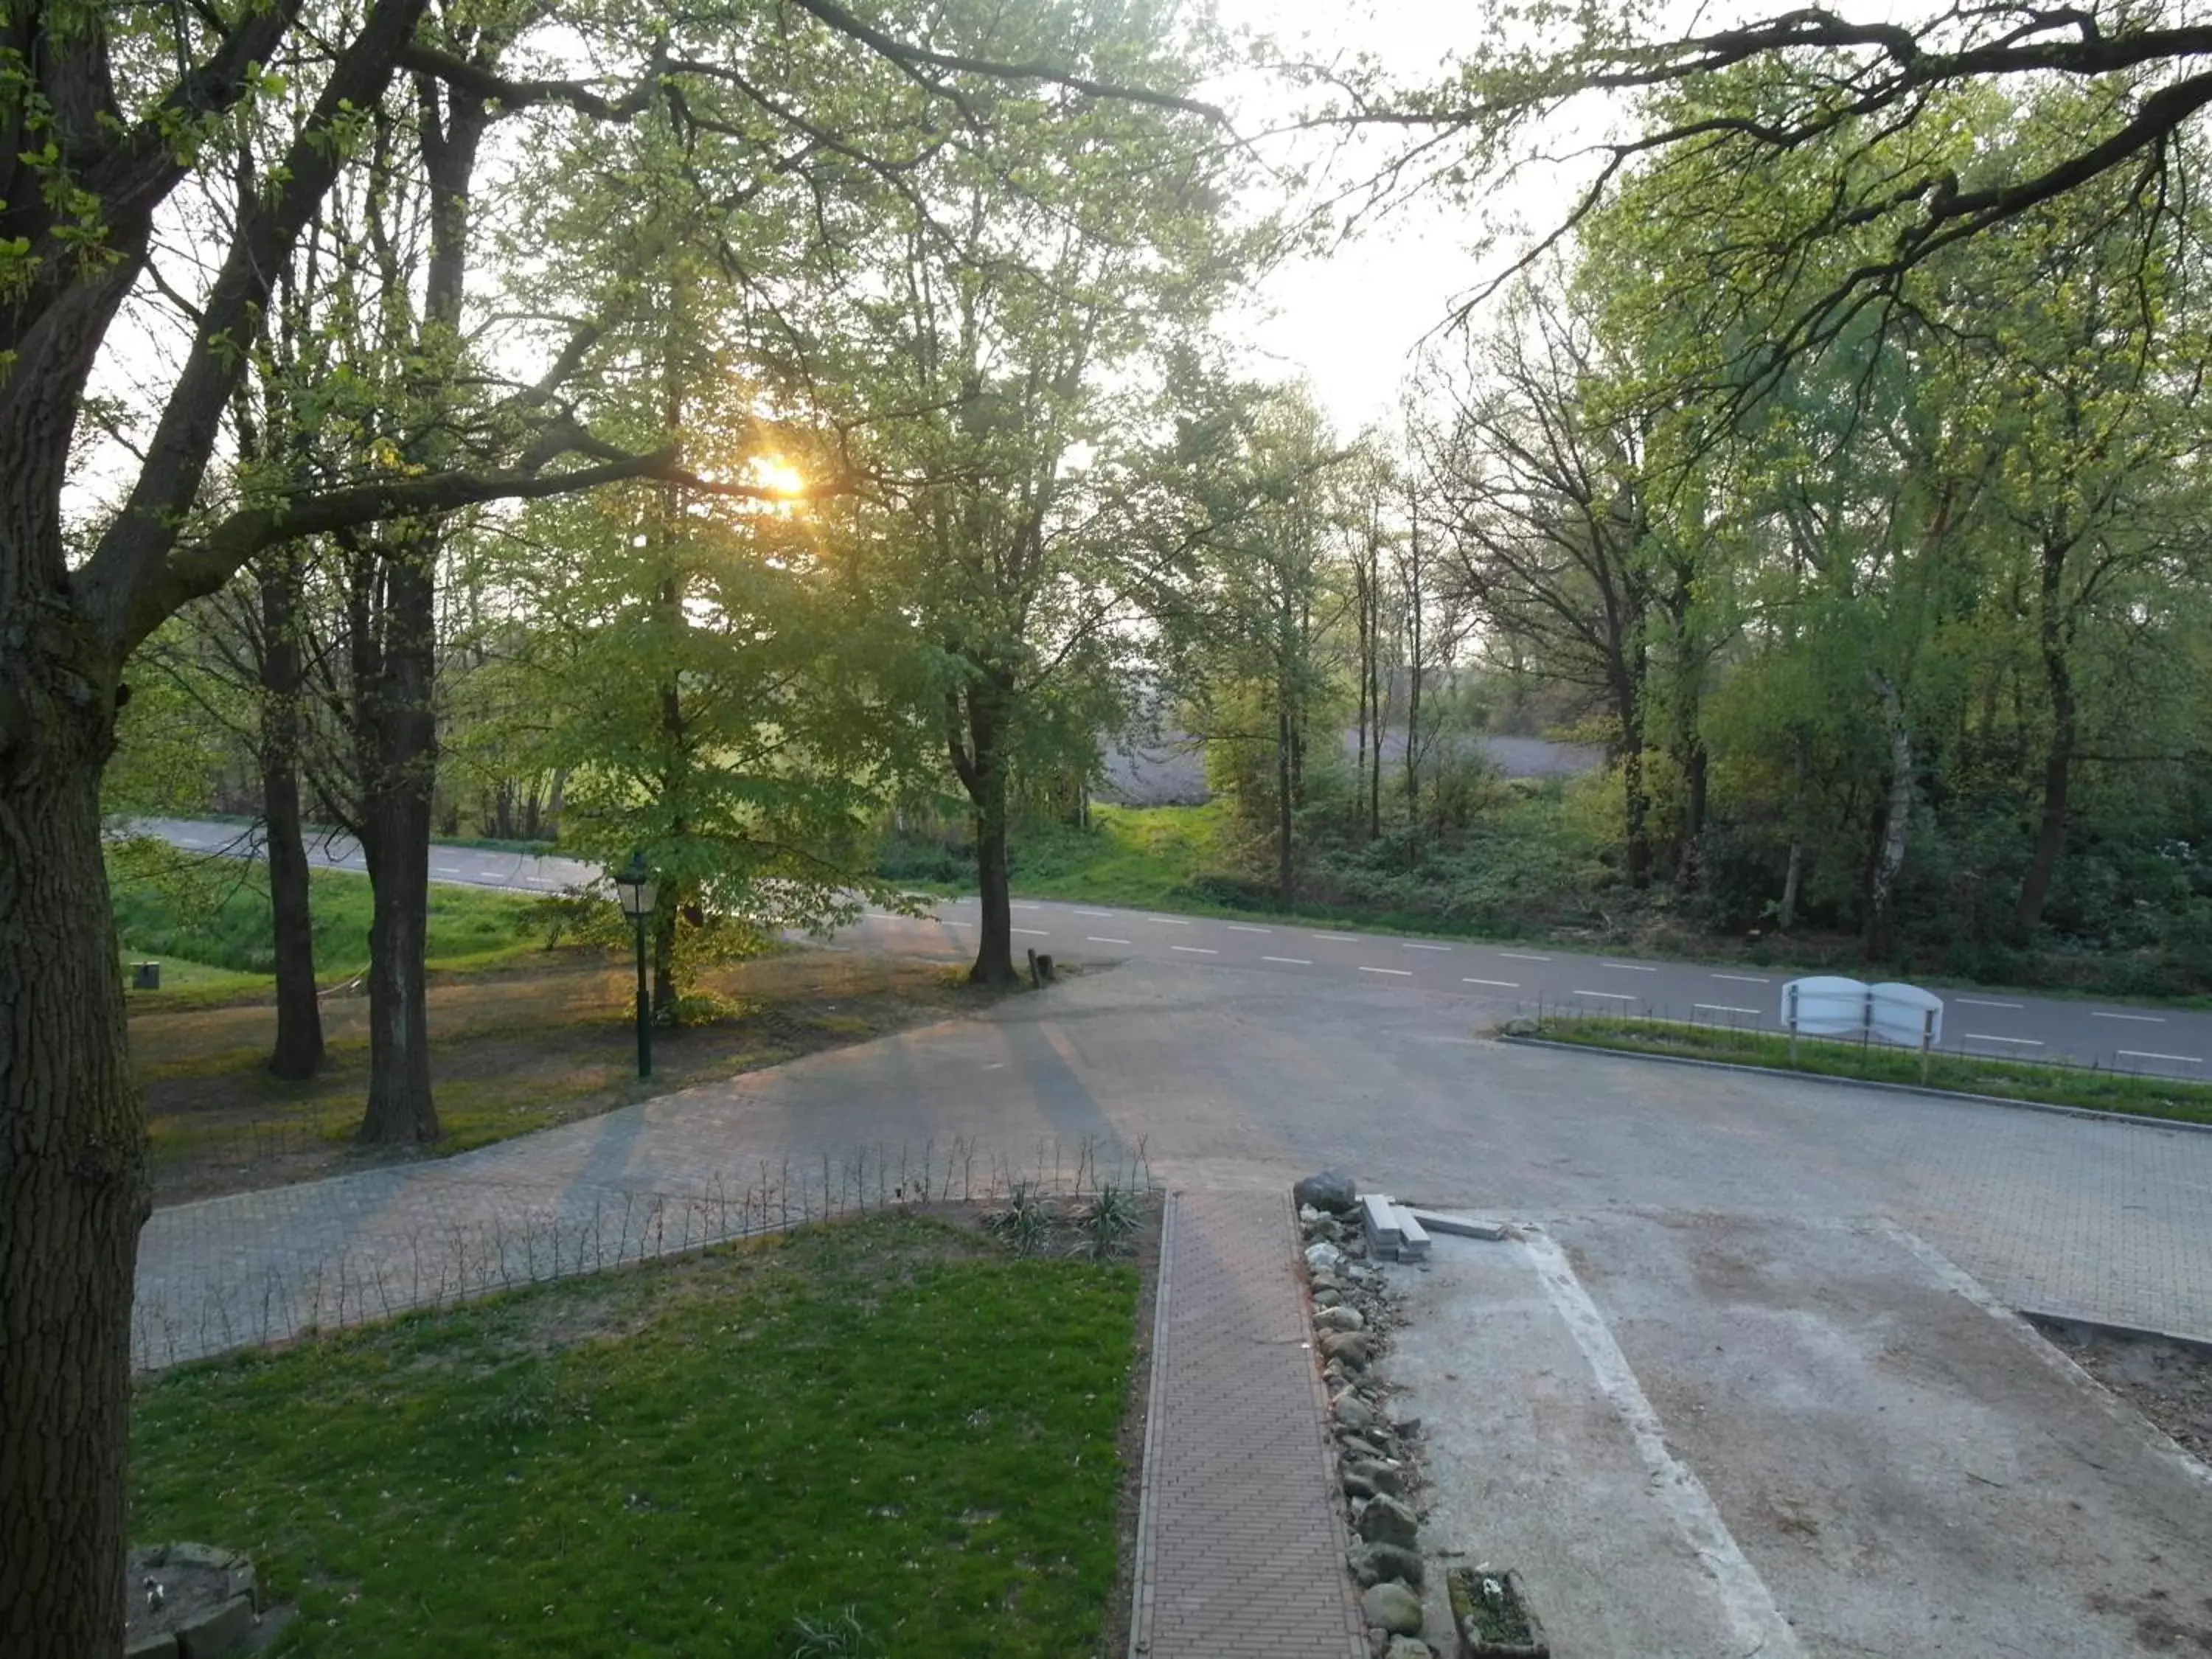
[{"left": 1293, "top": 1170, "right": 1436, "bottom": 1659}]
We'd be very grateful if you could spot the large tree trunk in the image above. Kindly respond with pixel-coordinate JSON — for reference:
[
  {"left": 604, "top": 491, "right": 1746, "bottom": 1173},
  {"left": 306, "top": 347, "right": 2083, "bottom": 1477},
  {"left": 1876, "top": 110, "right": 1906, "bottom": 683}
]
[
  {"left": 1865, "top": 671, "right": 1914, "bottom": 960},
  {"left": 355, "top": 537, "right": 441, "bottom": 1146},
  {"left": 0, "top": 639, "right": 147, "bottom": 1659},
  {"left": 258, "top": 552, "right": 324, "bottom": 1079},
  {"left": 2017, "top": 554, "right": 2076, "bottom": 932},
  {"left": 972, "top": 785, "right": 1016, "bottom": 987},
  {"left": 1674, "top": 735, "right": 1708, "bottom": 890}
]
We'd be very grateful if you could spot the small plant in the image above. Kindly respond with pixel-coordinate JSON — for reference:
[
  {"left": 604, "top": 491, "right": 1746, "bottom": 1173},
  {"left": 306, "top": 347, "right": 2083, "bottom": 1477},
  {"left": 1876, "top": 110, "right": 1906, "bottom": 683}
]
[
  {"left": 985, "top": 1181, "right": 1054, "bottom": 1256},
  {"left": 478, "top": 1366, "right": 554, "bottom": 1435},
  {"left": 1074, "top": 1183, "right": 1139, "bottom": 1261},
  {"left": 785, "top": 1606, "right": 878, "bottom": 1657}
]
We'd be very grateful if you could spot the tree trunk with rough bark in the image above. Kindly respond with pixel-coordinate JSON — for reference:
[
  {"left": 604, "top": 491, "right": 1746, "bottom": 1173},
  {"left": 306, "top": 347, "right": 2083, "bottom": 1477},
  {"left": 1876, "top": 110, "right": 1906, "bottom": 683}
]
[
  {"left": 258, "top": 552, "right": 324, "bottom": 1079},
  {"left": 1674, "top": 736, "right": 1708, "bottom": 890},
  {"left": 0, "top": 642, "right": 147, "bottom": 1659},
  {"left": 1865, "top": 671, "right": 1915, "bottom": 960},
  {"left": 2018, "top": 546, "right": 2077, "bottom": 932}
]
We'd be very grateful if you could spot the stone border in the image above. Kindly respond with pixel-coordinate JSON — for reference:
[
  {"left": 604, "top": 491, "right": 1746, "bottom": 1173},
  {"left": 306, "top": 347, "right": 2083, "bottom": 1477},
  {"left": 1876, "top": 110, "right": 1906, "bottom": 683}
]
[
  {"left": 1499, "top": 1034, "right": 2212, "bottom": 1137},
  {"left": 1124, "top": 1190, "right": 1178, "bottom": 1658}
]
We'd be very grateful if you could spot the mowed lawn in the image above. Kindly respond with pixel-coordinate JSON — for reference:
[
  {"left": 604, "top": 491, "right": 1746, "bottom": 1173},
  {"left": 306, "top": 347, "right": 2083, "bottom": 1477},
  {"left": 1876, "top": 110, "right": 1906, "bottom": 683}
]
[{"left": 132, "top": 1213, "right": 1141, "bottom": 1658}]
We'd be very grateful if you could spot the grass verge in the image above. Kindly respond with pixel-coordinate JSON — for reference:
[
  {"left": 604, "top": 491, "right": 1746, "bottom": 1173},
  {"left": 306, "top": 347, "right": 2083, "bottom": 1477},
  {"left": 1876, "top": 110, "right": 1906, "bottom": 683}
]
[
  {"left": 132, "top": 1211, "right": 1141, "bottom": 1658},
  {"left": 114, "top": 861, "right": 546, "bottom": 988},
  {"left": 1526, "top": 1015, "right": 2212, "bottom": 1126}
]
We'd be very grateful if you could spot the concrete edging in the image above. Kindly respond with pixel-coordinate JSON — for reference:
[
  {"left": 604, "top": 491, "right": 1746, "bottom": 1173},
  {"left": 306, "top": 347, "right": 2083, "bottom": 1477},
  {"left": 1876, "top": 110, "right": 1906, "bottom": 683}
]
[
  {"left": 1498, "top": 1034, "right": 2212, "bottom": 1137},
  {"left": 1124, "top": 1189, "right": 1178, "bottom": 1659}
]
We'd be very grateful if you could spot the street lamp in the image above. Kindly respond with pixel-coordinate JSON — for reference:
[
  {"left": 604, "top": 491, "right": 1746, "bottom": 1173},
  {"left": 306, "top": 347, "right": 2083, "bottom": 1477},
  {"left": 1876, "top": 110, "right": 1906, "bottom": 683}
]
[{"left": 612, "top": 852, "right": 657, "bottom": 1079}]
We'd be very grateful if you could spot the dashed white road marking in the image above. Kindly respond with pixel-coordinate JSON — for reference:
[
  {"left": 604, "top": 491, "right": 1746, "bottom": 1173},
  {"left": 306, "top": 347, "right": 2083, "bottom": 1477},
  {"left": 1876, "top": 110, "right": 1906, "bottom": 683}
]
[
  {"left": 434, "top": 865, "right": 463, "bottom": 874},
  {"left": 1694, "top": 1004, "right": 1762, "bottom": 1017},
  {"left": 1600, "top": 961, "right": 1658, "bottom": 973},
  {"left": 1525, "top": 1231, "right": 1807, "bottom": 1659},
  {"left": 1262, "top": 956, "right": 1312, "bottom": 966},
  {"left": 1086, "top": 936, "right": 1132, "bottom": 945},
  {"left": 1403, "top": 942, "right": 1451, "bottom": 953},
  {"left": 1956, "top": 998, "right": 2025, "bottom": 1009},
  {"left": 1012, "top": 928, "right": 1049, "bottom": 936},
  {"left": 1148, "top": 917, "right": 1192, "bottom": 926},
  {"left": 2119, "top": 1049, "right": 2203, "bottom": 1065},
  {"left": 1010, "top": 902, "right": 1042, "bottom": 910},
  {"left": 1171, "top": 945, "right": 1217, "bottom": 955},
  {"left": 1498, "top": 951, "right": 1551, "bottom": 962},
  {"left": 2093, "top": 1011, "right": 2165, "bottom": 1023},
  {"left": 1573, "top": 990, "right": 1637, "bottom": 1002},
  {"left": 1358, "top": 965, "right": 1412, "bottom": 976},
  {"left": 1710, "top": 973, "right": 1770, "bottom": 984},
  {"left": 1965, "top": 1033, "right": 2042, "bottom": 1046},
  {"left": 1463, "top": 978, "right": 1519, "bottom": 989},
  {"left": 1224, "top": 924, "right": 1272, "bottom": 933},
  {"left": 1076, "top": 908, "right": 1116, "bottom": 917}
]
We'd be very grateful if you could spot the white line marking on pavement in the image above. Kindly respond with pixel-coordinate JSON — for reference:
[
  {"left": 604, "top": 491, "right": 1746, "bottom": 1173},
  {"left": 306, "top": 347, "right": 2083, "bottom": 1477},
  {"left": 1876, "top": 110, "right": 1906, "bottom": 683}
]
[
  {"left": 1087, "top": 936, "right": 1133, "bottom": 945},
  {"left": 1148, "top": 916, "right": 1192, "bottom": 925},
  {"left": 1310, "top": 932, "right": 1360, "bottom": 942},
  {"left": 1012, "top": 928, "right": 1049, "bottom": 936},
  {"left": 1573, "top": 990, "right": 1637, "bottom": 1001},
  {"left": 434, "top": 865, "right": 462, "bottom": 874},
  {"left": 1694, "top": 1004, "right": 1762, "bottom": 1016},
  {"left": 1010, "top": 902, "right": 1042, "bottom": 910},
  {"left": 1358, "top": 965, "right": 1412, "bottom": 976},
  {"left": 1525, "top": 1231, "right": 1806, "bottom": 1658},
  {"left": 1599, "top": 961, "right": 1658, "bottom": 972},
  {"left": 1711, "top": 973, "right": 1770, "bottom": 984},
  {"left": 1463, "top": 978, "right": 1519, "bottom": 989},
  {"left": 863, "top": 911, "right": 908, "bottom": 921},
  {"left": 2118, "top": 1049, "right": 2204, "bottom": 1065},
  {"left": 1965, "top": 1032, "right": 2042, "bottom": 1046},
  {"left": 1223, "top": 924, "right": 1273, "bottom": 933},
  {"left": 1956, "top": 998, "right": 2025, "bottom": 1009},
  {"left": 1403, "top": 942, "right": 1452, "bottom": 952},
  {"left": 1262, "top": 956, "right": 1312, "bottom": 965},
  {"left": 2093, "top": 1011, "right": 2166, "bottom": 1023},
  {"left": 1172, "top": 945, "right": 1217, "bottom": 955},
  {"left": 1499, "top": 951, "right": 1551, "bottom": 962},
  {"left": 1076, "top": 908, "right": 1116, "bottom": 917}
]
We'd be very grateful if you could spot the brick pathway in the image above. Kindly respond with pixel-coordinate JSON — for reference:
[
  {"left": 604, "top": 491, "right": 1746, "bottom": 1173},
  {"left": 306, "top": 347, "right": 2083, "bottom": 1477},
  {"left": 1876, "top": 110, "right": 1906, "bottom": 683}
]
[{"left": 1127, "top": 1190, "right": 1366, "bottom": 1659}]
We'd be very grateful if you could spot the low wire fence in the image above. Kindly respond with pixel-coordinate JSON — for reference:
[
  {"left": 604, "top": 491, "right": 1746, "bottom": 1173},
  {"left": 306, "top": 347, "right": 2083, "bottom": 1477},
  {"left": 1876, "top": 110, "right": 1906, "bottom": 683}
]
[{"left": 133, "top": 1133, "right": 1152, "bottom": 1373}]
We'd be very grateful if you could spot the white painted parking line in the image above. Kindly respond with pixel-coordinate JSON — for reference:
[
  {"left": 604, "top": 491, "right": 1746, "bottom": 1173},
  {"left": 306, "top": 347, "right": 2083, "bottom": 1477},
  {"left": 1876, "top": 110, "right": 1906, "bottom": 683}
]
[
  {"left": 1358, "top": 965, "right": 1412, "bottom": 976},
  {"left": 1955, "top": 998, "right": 2025, "bottom": 1009},
  {"left": 1574, "top": 990, "right": 1637, "bottom": 1001},
  {"left": 2093, "top": 1011, "right": 2165, "bottom": 1023},
  {"left": 1694, "top": 1004, "right": 1763, "bottom": 1016},
  {"left": 1403, "top": 942, "right": 1452, "bottom": 952},
  {"left": 1172, "top": 945, "right": 1218, "bottom": 955},
  {"left": 1499, "top": 951, "right": 1551, "bottom": 962},
  {"left": 2118, "top": 1049, "right": 2204, "bottom": 1065},
  {"left": 1600, "top": 961, "right": 1658, "bottom": 973},
  {"left": 1076, "top": 908, "right": 1116, "bottom": 918},
  {"left": 1262, "top": 956, "right": 1312, "bottom": 966},
  {"left": 1012, "top": 928, "right": 1049, "bottom": 936},
  {"left": 1224, "top": 924, "right": 1272, "bottom": 933},
  {"left": 1148, "top": 917, "right": 1192, "bottom": 925},
  {"left": 1965, "top": 1033, "right": 2042, "bottom": 1046},
  {"left": 1086, "top": 936, "right": 1132, "bottom": 945},
  {"left": 1463, "top": 978, "right": 1520, "bottom": 989},
  {"left": 1710, "top": 973, "right": 1770, "bottom": 984}
]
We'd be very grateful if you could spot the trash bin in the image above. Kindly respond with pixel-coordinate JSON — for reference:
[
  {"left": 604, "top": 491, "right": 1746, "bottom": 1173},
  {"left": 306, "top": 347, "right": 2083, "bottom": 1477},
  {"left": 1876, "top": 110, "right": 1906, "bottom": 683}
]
[{"left": 133, "top": 961, "right": 161, "bottom": 990}]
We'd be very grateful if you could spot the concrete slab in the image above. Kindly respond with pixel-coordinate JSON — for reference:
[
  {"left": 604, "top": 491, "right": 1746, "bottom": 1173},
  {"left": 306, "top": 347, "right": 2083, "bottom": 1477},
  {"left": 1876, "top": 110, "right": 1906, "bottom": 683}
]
[{"left": 1389, "top": 1215, "right": 2212, "bottom": 1658}]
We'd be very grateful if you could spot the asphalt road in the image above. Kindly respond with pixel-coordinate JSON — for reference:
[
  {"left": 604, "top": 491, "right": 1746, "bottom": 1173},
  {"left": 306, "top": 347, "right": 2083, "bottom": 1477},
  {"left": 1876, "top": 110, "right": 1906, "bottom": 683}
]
[{"left": 134, "top": 815, "right": 2212, "bottom": 1077}]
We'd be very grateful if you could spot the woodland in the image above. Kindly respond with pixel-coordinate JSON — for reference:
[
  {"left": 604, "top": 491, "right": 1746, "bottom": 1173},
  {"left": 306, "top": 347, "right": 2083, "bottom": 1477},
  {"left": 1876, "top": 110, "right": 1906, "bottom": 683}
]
[{"left": 10, "top": 0, "right": 2212, "bottom": 1649}]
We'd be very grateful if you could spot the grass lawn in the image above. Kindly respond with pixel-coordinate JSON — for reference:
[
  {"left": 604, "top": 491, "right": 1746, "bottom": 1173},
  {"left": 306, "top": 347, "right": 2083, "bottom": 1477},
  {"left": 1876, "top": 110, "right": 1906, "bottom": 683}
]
[
  {"left": 1528, "top": 1014, "right": 2212, "bottom": 1127},
  {"left": 114, "top": 863, "right": 548, "bottom": 993},
  {"left": 132, "top": 1211, "right": 1143, "bottom": 1658},
  {"left": 133, "top": 947, "right": 998, "bottom": 1203}
]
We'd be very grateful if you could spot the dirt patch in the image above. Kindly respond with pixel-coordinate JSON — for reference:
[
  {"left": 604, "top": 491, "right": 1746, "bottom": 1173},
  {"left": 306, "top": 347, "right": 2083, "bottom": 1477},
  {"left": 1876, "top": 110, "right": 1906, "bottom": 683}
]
[
  {"left": 135, "top": 948, "right": 1009, "bottom": 1203},
  {"left": 2037, "top": 1321, "right": 2212, "bottom": 1467}
]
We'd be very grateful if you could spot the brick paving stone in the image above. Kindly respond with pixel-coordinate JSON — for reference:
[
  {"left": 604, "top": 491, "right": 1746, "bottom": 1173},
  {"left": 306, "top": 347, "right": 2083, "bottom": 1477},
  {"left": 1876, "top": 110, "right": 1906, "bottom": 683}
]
[{"left": 1127, "top": 1190, "right": 1365, "bottom": 1659}]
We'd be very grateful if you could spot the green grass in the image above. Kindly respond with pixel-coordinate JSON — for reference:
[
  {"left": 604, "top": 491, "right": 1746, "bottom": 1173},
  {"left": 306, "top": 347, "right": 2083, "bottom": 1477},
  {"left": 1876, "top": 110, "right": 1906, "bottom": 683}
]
[
  {"left": 132, "top": 1212, "right": 1139, "bottom": 1658},
  {"left": 111, "top": 863, "right": 547, "bottom": 983},
  {"left": 1528, "top": 1014, "right": 2212, "bottom": 1126}
]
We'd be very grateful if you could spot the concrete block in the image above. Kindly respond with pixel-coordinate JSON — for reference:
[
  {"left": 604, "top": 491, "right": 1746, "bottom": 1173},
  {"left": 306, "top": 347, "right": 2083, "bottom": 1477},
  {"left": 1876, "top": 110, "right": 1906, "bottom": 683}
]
[
  {"left": 177, "top": 1593, "right": 255, "bottom": 1658},
  {"left": 1360, "top": 1194, "right": 1403, "bottom": 1248},
  {"left": 1395, "top": 1207, "right": 1431, "bottom": 1260},
  {"left": 1406, "top": 1208, "right": 1508, "bottom": 1242},
  {"left": 125, "top": 1632, "right": 178, "bottom": 1659}
]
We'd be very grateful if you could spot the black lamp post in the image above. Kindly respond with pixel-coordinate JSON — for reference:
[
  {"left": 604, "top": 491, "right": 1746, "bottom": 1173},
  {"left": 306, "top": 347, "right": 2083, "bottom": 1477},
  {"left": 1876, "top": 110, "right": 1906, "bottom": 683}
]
[{"left": 612, "top": 852, "right": 657, "bottom": 1079}]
